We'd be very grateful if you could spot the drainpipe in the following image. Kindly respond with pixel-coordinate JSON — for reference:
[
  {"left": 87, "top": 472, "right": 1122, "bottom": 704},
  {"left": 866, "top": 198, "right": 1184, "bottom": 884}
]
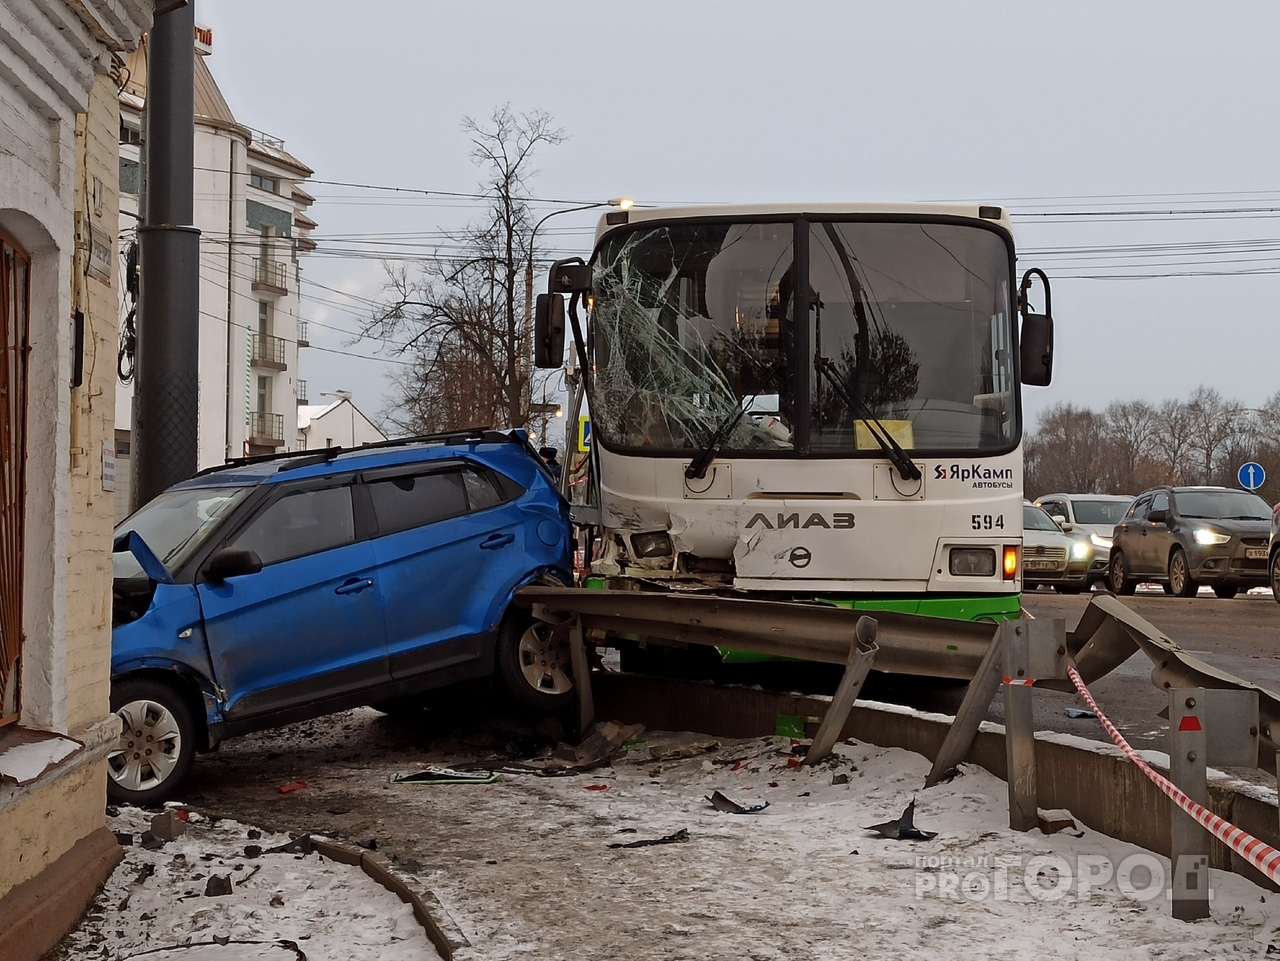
[{"left": 132, "top": 0, "right": 201, "bottom": 508}]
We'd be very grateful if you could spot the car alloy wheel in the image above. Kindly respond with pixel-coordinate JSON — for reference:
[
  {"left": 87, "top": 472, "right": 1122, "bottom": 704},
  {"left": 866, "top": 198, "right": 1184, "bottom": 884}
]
[
  {"left": 1168, "top": 548, "right": 1197, "bottom": 598},
  {"left": 107, "top": 679, "right": 196, "bottom": 806},
  {"left": 496, "top": 614, "right": 575, "bottom": 712},
  {"left": 1108, "top": 551, "right": 1135, "bottom": 595}
]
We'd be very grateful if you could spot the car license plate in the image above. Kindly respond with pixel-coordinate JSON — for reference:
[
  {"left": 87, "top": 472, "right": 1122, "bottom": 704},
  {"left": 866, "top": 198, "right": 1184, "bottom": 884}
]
[
  {"left": 1245, "top": 547, "right": 1268, "bottom": 560},
  {"left": 1024, "top": 560, "right": 1058, "bottom": 571}
]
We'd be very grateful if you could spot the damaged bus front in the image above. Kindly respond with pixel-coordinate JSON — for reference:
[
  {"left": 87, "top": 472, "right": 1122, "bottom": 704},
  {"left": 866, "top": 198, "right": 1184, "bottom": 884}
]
[{"left": 535, "top": 202, "right": 1054, "bottom": 623}]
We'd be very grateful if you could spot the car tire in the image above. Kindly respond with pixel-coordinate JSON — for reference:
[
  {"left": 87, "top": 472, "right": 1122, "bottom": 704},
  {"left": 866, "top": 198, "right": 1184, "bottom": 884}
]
[
  {"left": 107, "top": 678, "right": 197, "bottom": 806},
  {"left": 1168, "top": 548, "right": 1197, "bottom": 598},
  {"left": 1212, "top": 585, "right": 1239, "bottom": 599},
  {"left": 1272, "top": 550, "right": 1280, "bottom": 605},
  {"left": 1108, "top": 551, "right": 1136, "bottom": 595},
  {"left": 1162, "top": 582, "right": 1174, "bottom": 595},
  {"left": 496, "top": 613, "right": 575, "bottom": 713}
]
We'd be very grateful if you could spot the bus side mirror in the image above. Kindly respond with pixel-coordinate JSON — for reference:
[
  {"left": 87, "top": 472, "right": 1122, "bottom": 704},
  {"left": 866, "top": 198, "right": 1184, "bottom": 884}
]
[
  {"left": 534, "top": 293, "right": 565, "bottom": 369},
  {"left": 1019, "top": 267, "right": 1053, "bottom": 387}
]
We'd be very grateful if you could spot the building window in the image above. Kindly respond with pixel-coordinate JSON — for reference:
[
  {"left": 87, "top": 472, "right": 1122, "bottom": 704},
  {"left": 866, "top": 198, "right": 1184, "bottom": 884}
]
[
  {"left": 119, "top": 120, "right": 142, "bottom": 145},
  {"left": 258, "top": 300, "right": 271, "bottom": 336},
  {"left": 249, "top": 171, "right": 278, "bottom": 193},
  {"left": 257, "top": 375, "right": 270, "bottom": 413},
  {"left": 0, "top": 233, "right": 31, "bottom": 727}
]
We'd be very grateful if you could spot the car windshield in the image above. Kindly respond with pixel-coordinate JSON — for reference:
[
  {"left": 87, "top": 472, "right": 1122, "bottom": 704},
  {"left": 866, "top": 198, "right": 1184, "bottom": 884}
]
[
  {"left": 1175, "top": 490, "right": 1271, "bottom": 521},
  {"left": 113, "top": 486, "right": 250, "bottom": 580},
  {"left": 1071, "top": 499, "right": 1131, "bottom": 525},
  {"left": 1024, "top": 505, "right": 1062, "bottom": 532}
]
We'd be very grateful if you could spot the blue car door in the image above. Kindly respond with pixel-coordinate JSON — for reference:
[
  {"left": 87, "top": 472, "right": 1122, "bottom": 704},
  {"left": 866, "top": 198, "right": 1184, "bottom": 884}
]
[
  {"left": 363, "top": 462, "right": 527, "bottom": 680},
  {"left": 196, "top": 481, "right": 389, "bottom": 719}
]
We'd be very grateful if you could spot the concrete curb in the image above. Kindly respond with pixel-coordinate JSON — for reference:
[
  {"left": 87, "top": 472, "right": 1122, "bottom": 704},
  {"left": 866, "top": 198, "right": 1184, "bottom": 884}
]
[
  {"left": 188, "top": 807, "right": 468, "bottom": 960},
  {"left": 310, "top": 836, "right": 470, "bottom": 961}
]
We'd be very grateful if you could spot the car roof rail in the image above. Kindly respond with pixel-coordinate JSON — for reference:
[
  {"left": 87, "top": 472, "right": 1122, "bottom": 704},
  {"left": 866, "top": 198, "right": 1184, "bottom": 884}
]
[{"left": 195, "top": 427, "right": 514, "bottom": 478}]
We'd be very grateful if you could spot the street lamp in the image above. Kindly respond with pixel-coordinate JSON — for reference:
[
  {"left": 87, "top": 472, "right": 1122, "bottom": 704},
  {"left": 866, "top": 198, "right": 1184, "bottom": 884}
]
[
  {"left": 522, "top": 196, "right": 633, "bottom": 352},
  {"left": 320, "top": 389, "right": 354, "bottom": 447}
]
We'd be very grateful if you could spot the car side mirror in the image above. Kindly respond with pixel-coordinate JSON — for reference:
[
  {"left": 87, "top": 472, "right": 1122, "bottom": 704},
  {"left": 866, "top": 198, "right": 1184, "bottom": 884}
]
[
  {"left": 1147, "top": 508, "right": 1167, "bottom": 524},
  {"left": 204, "top": 548, "right": 263, "bottom": 582},
  {"left": 534, "top": 293, "right": 565, "bottom": 369}
]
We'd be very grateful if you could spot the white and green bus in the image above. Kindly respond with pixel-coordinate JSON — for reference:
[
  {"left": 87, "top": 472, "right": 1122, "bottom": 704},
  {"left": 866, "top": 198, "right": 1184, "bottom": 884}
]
[{"left": 536, "top": 202, "right": 1054, "bottom": 624}]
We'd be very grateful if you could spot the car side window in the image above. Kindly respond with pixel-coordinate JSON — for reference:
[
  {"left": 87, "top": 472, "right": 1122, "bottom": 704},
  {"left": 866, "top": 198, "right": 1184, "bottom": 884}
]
[
  {"left": 1127, "top": 495, "right": 1151, "bottom": 521},
  {"left": 368, "top": 470, "right": 468, "bottom": 536},
  {"left": 229, "top": 485, "right": 356, "bottom": 566},
  {"left": 1150, "top": 492, "right": 1169, "bottom": 515},
  {"left": 462, "top": 466, "right": 505, "bottom": 512}
]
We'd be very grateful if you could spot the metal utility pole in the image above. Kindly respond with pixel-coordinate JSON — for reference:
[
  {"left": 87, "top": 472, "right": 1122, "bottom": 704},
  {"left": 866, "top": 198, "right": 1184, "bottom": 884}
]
[{"left": 132, "top": 0, "right": 201, "bottom": 509}]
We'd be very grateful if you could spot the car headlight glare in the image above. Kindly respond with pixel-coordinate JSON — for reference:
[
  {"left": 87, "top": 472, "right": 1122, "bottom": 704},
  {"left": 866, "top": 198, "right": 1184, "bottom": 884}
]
[
  {"left": 1089, "top": 532, "right": 1112, "bottom": 551},
  {"left": 1192, "top": 528, "right": 1231, "bottom": 546},
  {"left": 1071, "top": 540, "right": 1092, "bottom": 560}
]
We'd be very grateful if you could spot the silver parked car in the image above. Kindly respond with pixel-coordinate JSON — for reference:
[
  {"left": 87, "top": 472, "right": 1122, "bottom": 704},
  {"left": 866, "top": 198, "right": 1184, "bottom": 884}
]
[{"left": 1035, "top": 493, "right": 1134, "bottom": 585}]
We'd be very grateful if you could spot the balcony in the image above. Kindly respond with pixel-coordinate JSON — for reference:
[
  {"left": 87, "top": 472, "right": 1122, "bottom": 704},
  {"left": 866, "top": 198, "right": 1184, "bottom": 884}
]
[
  {"left": 297, "top": 320, "right": 309, "bottom": 347},
  {"left": 248, "top": 411, "right": 285, "bottom": 447},
  {"left": 251, "top": 332, "right": 287, "bottom": 370},
  {"left": 252, "top": 257, "right": 288, "bottom": 294}
]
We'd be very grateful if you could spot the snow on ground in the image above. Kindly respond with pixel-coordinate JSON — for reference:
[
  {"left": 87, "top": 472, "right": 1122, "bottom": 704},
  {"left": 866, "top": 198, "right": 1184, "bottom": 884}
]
[
  {"left": 52, "top": 806, "right": 440, "bottom": 961},
  {"left": 55, "top": 725, "right": 1280, "bottom": 960}
]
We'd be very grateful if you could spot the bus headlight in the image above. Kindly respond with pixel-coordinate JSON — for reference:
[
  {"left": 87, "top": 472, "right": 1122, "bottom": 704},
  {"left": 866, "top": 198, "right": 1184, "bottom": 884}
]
[{"left": 949, "top": 548, "right": 996, "bottom": 576}]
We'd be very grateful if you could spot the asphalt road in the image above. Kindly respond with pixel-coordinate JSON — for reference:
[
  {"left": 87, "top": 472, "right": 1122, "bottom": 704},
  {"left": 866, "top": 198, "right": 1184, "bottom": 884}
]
[{"left": 991, "top": 586, "right": 1280, "bottom": 753}]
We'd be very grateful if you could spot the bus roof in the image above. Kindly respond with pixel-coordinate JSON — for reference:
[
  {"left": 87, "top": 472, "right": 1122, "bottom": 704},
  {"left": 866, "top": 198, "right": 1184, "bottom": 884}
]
[{"left": 594, "top": 201, "right": 1013, "bottom": 243}]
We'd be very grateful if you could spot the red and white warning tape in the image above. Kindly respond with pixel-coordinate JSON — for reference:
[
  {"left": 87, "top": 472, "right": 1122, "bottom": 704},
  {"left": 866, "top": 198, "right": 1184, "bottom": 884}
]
[{"left": 1067, "top": 665, "right": 1280, "bottom": 884}]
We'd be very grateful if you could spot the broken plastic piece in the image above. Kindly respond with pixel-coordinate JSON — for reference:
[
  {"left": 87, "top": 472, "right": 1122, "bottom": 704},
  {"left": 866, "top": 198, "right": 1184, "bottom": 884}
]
[
  {"left": 1065, "top": 708, "right": 1097, "bottom": 719},
  {"left": 390, "top": 766, "right": 499, "bottom": 785},
  {"left": 584, "top": 783, "right": 610, "bottom": 791},
  {"left": 863, "top": 798, "right": 937, "bottom": 841},
  {"left": 705, "top": 790, "right": 770, "bottom": 814},
  {"left": 278, "top": 780, "right": 307, "bottom": 794}
]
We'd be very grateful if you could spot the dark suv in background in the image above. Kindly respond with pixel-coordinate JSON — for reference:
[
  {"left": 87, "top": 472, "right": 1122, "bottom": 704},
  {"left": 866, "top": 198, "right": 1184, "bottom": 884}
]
[{"left": 1109, "top": 486, "right": 1272, "bottom": 598}]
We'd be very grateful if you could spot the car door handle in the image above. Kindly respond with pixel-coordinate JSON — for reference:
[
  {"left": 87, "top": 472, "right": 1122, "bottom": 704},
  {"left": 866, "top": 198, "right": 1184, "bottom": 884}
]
[
  {"left": 480, "top": 533, "right": 515, "bottom": 550},
  {"left": 335, "top": 577, "right": 374, "bottom": 595}
]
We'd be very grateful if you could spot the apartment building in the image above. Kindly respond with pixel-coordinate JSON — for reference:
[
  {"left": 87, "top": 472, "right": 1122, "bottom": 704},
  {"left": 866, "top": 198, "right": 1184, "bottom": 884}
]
[{"left": 115, "top": 28, "right": 316, "bottom": 517}]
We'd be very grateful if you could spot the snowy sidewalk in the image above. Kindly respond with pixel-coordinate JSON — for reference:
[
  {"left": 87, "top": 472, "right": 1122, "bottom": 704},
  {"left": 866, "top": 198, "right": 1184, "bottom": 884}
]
[{"left": 53, "top": 730, "right": 1280, "bottom": 960}]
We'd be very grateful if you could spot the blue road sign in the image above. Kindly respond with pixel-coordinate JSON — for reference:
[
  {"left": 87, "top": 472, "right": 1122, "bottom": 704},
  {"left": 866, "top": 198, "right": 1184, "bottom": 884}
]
[{"left": 1238, "top": 461, "right": 1266, "bottom": 490}]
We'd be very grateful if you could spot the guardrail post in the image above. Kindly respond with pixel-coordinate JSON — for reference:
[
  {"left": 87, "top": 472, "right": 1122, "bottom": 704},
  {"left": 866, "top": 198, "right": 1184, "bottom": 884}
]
[
  {"left": 1169, "top": 688, "right": 1210, "bottom": 921},
  {"left": 926, "top": 622, "right": 1004, "bottom": 787},
  {"left": 1168, "top": 687, "right": 1258, "bottom": 922},
  {"left": 803, "top": 616, "right": 878, "bottom": 765},
  {"left": 568, "top": 617, "right": 595, "bottom": 734},
  {"left": 1004, "top": 621, "right": 1038, "bottom": 832}
]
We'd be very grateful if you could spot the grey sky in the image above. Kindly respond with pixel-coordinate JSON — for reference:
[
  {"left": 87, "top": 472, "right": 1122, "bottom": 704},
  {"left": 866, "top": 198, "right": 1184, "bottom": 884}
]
[{"left": 199, "top": 0, "right": 1280, "bottom": 429}]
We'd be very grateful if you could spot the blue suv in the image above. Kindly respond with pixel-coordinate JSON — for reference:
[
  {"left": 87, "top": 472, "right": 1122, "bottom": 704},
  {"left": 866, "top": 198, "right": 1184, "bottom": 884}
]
[{"left": 110, "top": 430, "right": 573, "bottom": 804}]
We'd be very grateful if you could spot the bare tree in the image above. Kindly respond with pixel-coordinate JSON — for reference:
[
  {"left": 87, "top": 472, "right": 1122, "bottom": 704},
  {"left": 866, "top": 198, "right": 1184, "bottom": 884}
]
[
  {"left": 1184, "top": 385, "right": 1240, "bottom": 485},
  {"left": 1024, "top": 402, "right": 1110, "bottom": 496},
  {"left": 1150, "top": 398, "right": 1195, "bottom": 484},
  {"left": 368, "top": 106, "right": 565, "bottom": 433},
  {"left": 1101, "top": 399, "right": 1158, "bottom": 493}
]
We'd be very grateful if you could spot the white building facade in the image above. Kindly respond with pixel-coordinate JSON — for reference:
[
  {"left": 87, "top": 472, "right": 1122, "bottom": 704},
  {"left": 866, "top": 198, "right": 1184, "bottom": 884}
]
[
  {"left": 0, "top": 1, "right": 151, "bottom": 957},
  {"left": 297, "top": 396, "right": 388, "bottom": 450},
  {"left": 115, "top": 29, "right": 316, "bottom": 515}
]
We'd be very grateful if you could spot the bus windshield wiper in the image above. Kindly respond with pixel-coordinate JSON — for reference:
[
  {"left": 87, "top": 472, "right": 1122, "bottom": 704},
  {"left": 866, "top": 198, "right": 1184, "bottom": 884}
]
[
  {"left": 815, "top": 353, "right": 921, "bottom": 482},
  {"left": 685, "top": 363, "right": 782, "bottom": 481}
]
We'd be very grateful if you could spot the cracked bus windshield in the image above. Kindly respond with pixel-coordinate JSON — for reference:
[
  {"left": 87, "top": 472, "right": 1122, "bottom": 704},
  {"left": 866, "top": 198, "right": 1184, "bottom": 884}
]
[{"left": 589, "top": 218, "right": 1016, "bottom": 455}]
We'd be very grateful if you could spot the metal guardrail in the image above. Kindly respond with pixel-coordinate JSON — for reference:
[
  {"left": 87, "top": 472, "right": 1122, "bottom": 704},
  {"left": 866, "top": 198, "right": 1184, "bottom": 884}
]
[{"left": 515, "top": 585, "right": 995, "bottom": 677}]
